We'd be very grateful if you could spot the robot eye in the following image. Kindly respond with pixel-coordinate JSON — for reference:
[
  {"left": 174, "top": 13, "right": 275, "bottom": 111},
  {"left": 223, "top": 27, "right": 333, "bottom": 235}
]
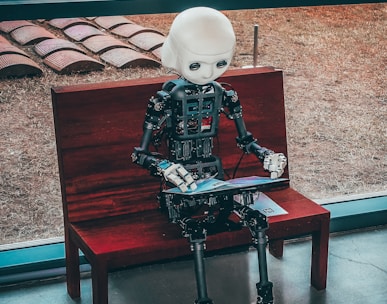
[
  {"left": 189, "top": 63, "right": 201, "bottom": 71},
  {"left": 216, "top": 60, "right": 227, "bottom": 68}
]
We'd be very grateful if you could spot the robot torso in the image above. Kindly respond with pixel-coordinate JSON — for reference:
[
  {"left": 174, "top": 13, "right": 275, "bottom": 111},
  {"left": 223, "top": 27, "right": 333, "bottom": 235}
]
[{"left": 160, "top": 78, "right": 225, "bottom": 179}]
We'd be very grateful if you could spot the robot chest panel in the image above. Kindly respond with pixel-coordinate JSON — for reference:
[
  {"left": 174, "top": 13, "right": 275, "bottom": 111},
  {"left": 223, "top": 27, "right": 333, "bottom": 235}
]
[{"left": 170, "top": 90, "right": 221, "bottom": 139}]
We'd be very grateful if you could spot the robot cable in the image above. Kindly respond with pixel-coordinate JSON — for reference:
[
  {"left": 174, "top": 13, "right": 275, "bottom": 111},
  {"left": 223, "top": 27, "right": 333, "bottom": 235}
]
[{"left": 232, "top": 151, "right": 245, "bottom": 179}]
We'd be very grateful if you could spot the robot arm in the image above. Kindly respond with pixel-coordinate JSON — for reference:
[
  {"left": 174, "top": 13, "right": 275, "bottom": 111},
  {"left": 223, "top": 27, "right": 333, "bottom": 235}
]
[
  {"left": 131, "top": 93, "right": 166, "bottom": 174},
  {"left": 131, "top": 92, "right": 197, "bottom": 192},
  {"left": 222, "top": 88, "right": 287, "bottom": 179}
]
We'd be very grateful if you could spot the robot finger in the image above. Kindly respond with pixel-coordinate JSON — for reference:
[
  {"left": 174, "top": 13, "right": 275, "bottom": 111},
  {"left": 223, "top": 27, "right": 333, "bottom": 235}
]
[
  {"left": 176, "top": 165, "right": 197, "bottom": 191},
  {"left": 162, "top": 162, "right": 179, "bottom": 176},
  {"left": 264, "top": 153, "right": 287, "bottom": 179},
  {"left": 175, "top": 164, "right": 189, "bottom": 178},
  {"left": 167, "top": 173, "right": 188, "bottom": 192},
  {"left": 187, "top": 179, "right": 197, "bottom": 191}
]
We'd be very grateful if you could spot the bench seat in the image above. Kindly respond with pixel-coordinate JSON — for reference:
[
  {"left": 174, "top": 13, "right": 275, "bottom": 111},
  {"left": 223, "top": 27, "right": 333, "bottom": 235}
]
[{"left": 52, "top": 67, "right": 329, "bottom": 303}]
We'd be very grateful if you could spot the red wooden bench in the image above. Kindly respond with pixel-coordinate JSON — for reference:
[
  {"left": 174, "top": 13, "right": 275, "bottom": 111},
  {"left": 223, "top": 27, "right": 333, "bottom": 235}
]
[{"left": 51, "top": 67, "right": 330, "bottom": 304}]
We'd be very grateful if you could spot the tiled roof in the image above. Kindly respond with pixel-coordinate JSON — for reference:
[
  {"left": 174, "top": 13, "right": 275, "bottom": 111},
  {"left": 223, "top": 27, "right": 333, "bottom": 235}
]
[{"left": 0, "top": 16, "right": 164, "bottom": 78}]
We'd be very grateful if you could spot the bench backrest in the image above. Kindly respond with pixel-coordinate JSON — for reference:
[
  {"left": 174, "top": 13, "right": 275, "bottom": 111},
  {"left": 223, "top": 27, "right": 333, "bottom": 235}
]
[{"left": 51, "top": 67, "right": 288, "bottom": 223}]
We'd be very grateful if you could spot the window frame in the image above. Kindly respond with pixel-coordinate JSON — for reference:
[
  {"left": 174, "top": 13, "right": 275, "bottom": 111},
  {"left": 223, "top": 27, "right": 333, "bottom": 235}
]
[{"left": 0, "top": 0, "right": 385, "bottom": 286}]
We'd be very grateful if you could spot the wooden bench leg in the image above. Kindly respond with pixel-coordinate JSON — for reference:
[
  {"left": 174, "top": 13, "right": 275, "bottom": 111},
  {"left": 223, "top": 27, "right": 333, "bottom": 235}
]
[
  {"left": 311, "top": 218, "right": 330, "bottom": 290},
  {"left": 91, "top": 259, "right": 108, "bottom": 304},
  {"left": 65, "top": 235, "right": 80, "bottom": 299},
  {"left": 269, "top": 239, "right": 284, "bottom": 258}
]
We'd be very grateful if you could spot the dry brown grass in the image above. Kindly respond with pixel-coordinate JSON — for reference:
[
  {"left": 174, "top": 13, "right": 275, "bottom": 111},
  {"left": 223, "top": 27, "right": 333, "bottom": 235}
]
[{"left": 0, "top": 4, "right": 386, "bottom": 245}]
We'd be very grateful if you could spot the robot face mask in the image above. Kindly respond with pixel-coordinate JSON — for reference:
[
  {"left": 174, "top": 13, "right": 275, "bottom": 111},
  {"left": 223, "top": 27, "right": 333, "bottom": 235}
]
[
  {"left": 177, "top": 48, "right": 234, "bottom": 85},
  {"left": 161, "top": 7, "right": 236, "bottom": 85}
]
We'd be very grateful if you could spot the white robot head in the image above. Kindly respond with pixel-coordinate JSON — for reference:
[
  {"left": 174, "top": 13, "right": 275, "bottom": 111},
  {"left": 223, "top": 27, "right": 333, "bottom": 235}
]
[{"left": 161, "top": 7, "right": 236, "bottom": 85}]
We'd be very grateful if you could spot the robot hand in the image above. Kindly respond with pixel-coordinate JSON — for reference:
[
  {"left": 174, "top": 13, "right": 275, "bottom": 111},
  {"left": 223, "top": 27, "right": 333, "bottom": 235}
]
[
  {"left": 157, "top": 160, "right": 197, "bottom": 192},
  {"left": 263, "top": 153, "right": 287, "bottom": 179}
]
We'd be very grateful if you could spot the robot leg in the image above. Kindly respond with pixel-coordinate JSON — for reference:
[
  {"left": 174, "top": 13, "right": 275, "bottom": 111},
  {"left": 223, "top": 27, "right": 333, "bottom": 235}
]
[
  {"left": 236, "top": 206, "right": 274, "bottom": 304},
  {"left": 179, "top": 218, "right": 214, "bottom": 304}
]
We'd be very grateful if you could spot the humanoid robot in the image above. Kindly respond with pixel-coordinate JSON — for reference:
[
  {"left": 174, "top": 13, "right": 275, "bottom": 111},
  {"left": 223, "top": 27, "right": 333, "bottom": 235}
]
[{"left": 132, "top": 7, "right": 287, "bottom": 304}]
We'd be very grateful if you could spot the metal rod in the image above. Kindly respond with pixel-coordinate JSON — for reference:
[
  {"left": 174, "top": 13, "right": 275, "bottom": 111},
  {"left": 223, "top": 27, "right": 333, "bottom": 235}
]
[
  {"left": 193, "top": 242, "right": 209, "bottom": 300},
  {"left": 256, "top": 230, "right": 269, "bottom": 283},
  {"left": 253, "top": 24, "right": 259, "bottom": 67}
]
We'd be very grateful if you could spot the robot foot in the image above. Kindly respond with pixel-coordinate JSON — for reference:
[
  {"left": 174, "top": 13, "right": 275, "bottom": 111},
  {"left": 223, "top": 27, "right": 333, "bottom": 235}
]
[{"left": 256, "top": 281, "right": 273, "bottom": 304}]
